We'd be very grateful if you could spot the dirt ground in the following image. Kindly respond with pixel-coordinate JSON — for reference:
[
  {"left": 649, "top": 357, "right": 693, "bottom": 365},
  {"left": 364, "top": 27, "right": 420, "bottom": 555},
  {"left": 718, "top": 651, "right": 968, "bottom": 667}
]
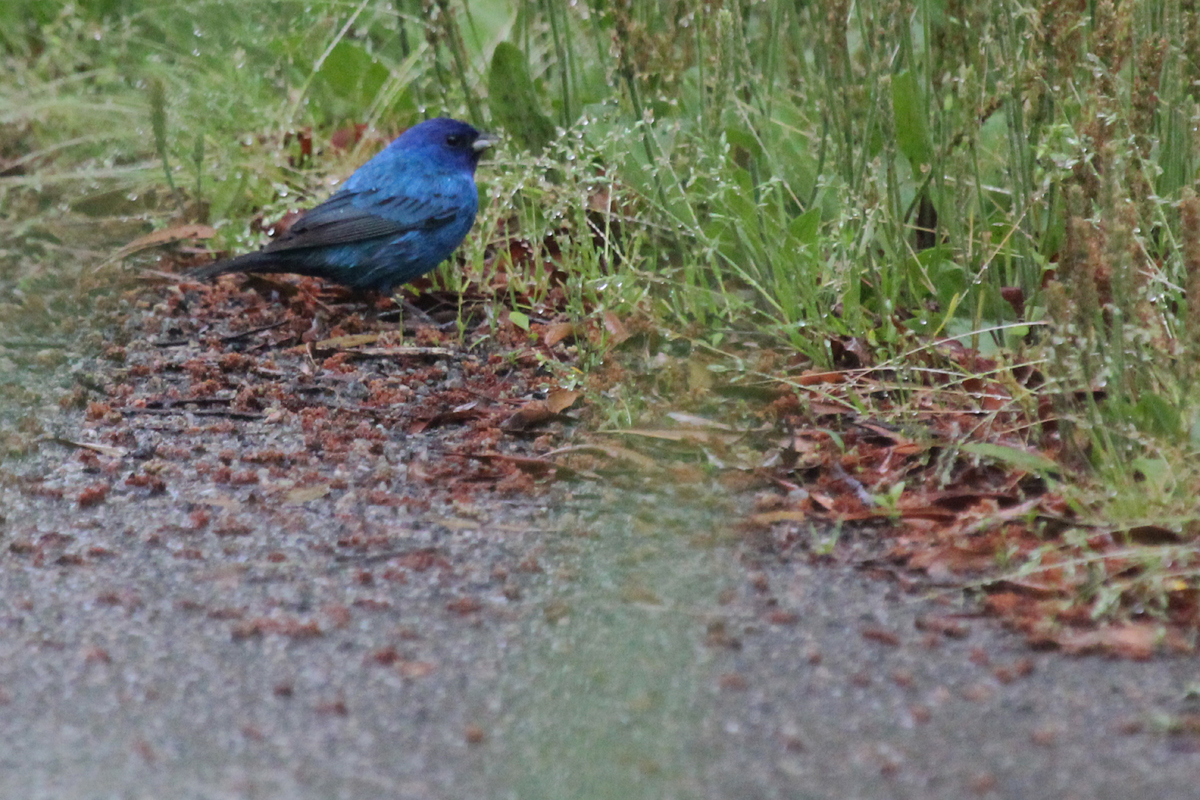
[{"left": 1, "top": 277, "right": 1199, "bottom": 799}]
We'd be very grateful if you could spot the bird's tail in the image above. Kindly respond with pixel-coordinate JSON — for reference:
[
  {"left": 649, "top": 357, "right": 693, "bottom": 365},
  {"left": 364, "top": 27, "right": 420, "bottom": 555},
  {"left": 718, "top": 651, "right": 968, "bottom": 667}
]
[{"left": 188, "top": 251, "right": 282, "bottom": 282}]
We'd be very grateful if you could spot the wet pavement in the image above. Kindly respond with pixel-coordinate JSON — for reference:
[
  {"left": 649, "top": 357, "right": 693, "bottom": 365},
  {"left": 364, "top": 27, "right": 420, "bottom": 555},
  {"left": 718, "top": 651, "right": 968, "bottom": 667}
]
[
  {"left": 1, "top": 284, "right": 1199, "bottom": 800},
  {"left": 4, "top": 452, "right": 1200, "bottom": 799}
]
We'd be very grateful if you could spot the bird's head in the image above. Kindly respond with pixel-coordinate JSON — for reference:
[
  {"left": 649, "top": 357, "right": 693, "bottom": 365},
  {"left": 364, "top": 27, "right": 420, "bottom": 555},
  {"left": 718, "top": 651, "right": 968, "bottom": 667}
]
[{"left": 394, "top": 117, "right": 498, "bottom": 173}]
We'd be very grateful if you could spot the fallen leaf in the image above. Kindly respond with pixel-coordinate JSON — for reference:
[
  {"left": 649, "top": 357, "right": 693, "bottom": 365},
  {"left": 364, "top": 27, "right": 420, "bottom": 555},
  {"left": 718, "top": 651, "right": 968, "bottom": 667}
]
[
  {"left": 285, "top": 485, "right": 330, "bottom": 504},
  {"left": 666, "top": 412, "right": 738, "bottom": 430},
  {"left": 313, "top": 333, "right": 381, "bottom": 350},
  {"left": 602, "top": 311, "right": 630, "bottom": 345},
  {"left": 470, "top": 452, "right": 579, "bottom": 480},
  {"left": 546, "top": 389, "right": 580, "bottom": 414},
  {"left": 1000, "top": 286, "right": 1025, "bottom": 317},
  {"left": 542, "top": 442, "right": 660, "bottom": 472},
  {"left": 1058, "top": 624, "right": 1159, "bottom": 660},
  {"left": 861, "top": 625, "right": 901, "bottom": 646},
  {"left": 605, "top": 428, "right": 742, "bottom": 446},
  {"left": 446, "top": 597, "right": 483, "bottom": 614},
  {"left": 914, "top": 614, "right": 972, "bottom": 638},
  {"left": 1125, "top": 525, "right": 1181, "bottom": 545},
  {"left": 502, "top": 404, "right": 557, "bottom": 432},
  {"left": 796, "top": 371, "right": 845, "bottom": 386},
  {"left": 330, "top": 123, "right": 368, "bottom": 151},
  {"left": 749, "top": 509, "right": 809, "bottom": 526},
  {"left": 410, "top": 402, "right": 486, "bottom": 433},
  {"left": 349, "top": 345, "right": 457, "bottom": 359},
  {"left": 110, "top": 223, "right": 217, "bottom": 266},
  {"left": 807, "top": 400, "right": 856, "bottom": 416},
  {"left": 51, "top": 437, "right": 128, "bottom": 458},
  {"left": 543, "top": 322, "right": 577, "bottom": 347}
]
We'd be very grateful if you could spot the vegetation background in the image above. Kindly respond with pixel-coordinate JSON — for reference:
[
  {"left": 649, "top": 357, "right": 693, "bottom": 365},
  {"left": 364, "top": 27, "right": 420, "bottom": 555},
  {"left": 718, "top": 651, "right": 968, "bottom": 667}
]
[{"left": 3, "top": 0, "right": 1200, "bottom": 636}]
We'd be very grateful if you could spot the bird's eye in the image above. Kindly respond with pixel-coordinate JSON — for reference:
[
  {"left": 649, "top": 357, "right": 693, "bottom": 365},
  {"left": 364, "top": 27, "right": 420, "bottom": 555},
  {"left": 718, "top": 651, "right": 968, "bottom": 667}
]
[{"left": 445, "top": 134, "right": 467, "bottom": 147}]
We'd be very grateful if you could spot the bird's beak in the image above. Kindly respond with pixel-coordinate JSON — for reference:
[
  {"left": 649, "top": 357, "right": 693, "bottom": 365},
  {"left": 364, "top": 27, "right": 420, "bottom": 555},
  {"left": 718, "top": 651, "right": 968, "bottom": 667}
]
[{"left": 473, "top": 132, "right": 499, "bottom": 153}]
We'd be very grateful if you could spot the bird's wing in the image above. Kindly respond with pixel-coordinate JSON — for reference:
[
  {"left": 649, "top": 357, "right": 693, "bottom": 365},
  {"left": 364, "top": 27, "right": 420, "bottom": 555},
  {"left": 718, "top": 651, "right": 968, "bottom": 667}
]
[{"left": 262, "top": 187, "right": 460, "bottom": 254}]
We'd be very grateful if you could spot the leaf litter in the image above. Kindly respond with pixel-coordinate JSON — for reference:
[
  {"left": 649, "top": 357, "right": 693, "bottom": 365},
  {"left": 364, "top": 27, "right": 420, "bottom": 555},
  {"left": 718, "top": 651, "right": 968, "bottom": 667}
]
[
  {"left": 546, "top": 323, "right": 1200, "bottom": 660},
  {"left": 4, "top": 223, "right": 1196, "bottom": 661}
]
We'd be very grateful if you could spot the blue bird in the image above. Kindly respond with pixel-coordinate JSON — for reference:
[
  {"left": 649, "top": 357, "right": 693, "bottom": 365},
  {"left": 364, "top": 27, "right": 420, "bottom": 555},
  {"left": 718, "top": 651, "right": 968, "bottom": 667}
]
[{"left": 192, "top": 118, "right": 496, "bottom": 294}]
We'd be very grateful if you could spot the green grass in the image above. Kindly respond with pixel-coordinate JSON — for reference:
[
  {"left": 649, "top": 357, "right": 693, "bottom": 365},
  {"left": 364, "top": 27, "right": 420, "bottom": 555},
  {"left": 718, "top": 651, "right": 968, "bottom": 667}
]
[{"left": 4, "top": 0, "right": 1200, "bottom": 625}]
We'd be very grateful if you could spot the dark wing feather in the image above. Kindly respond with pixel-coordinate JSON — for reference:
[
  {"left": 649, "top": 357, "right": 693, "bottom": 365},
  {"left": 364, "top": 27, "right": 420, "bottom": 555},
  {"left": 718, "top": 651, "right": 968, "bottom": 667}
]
[
  {"left": 263, "top": 190, "right": 458, "bottom": 253},
  {"left": 189, "top": 160, "right": 473, "bottom": 286}
]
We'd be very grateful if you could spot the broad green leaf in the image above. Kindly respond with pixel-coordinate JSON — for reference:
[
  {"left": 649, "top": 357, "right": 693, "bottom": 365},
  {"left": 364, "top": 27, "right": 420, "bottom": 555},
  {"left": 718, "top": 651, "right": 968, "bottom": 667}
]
[
  {"left": 487, "top": 42, "right": 557, "bottom": 154},
  {"left": 312, "top": 41, "right": 390, "bottom": 122},
  {"left": 725, "top": 124, "right": 764, "bottom": 163},
  {"left": 1129, "top": 457, "right": 1172, "bottom": 494},
  {"left": 1133, "top": 393, "right": 1182, "bottom": 438},
  {"left": 788, "top": 206, "right": 821, "bottom": 246},
  {"left": 509, "top": 310, "right": 531, "bottom": 331},
  {"left": 891, "top": 70, "right": 932, "bottom": 167}
]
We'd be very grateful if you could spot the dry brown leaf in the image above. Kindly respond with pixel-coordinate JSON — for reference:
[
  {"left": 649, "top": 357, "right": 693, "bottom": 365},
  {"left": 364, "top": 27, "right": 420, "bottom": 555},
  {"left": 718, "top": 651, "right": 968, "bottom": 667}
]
[
  {"left": 807, "top": 400, "right": 855, "bottom": 416},
  {"left": 981, "top": 592, "right": 1031, "bottom": 618},
  {"left": 501, "top": 404, "right": 556, "bottom": 432},
  {"left": 749, "top": 510, "right": 809, "bottom": 525},
  {"left": 1125, "top": 525, "right": 1181, "bottom": 545},
  {"left": 546, "top": 389, "right": 580, "bottom": 414},
  {"left": 1058, "top": 624, "right": 1159, "bottom": 660},
  {"left": 861, "top": 625, "right": 901, "bottom": 646},
  {"left": 808, "top": 491, "right": 836, "bottom": 510},
  {"left": 914, "top": 614, "right": 972, "bottom": 638},
  {"left": 853, "top": 421, "right": 915, "bottom": 446},
  {"left": 665, "top": 412, "right": 737, "bottom": 430},
  {"left": 471, "top": 452, "right": 577, "bottom": 479},
  {"left": 112, "top": 223, "right": 217, "bottom": 266},
  {"left": 51, "top": 437, "right": 128, "bottom": 458},
  {"left": 893, "top": 506, "right": 959, "bottom": 522},
  {"left": 602, "top": 311, "right": 631, "bottom": 345},
  {"left": 538, "top": 442, "right": 660, "bottom": 473},
  {"left": 986, "top": 578, "right": 1063, "bottom": 599},
  {"left": 285, "top": 485, "right": 330, "bottom": 504},
  {"left": 543, "top": 322, "right": 577, "bottom": 347},
  {"left": 908, "top": 544, "right": 997, "bottom": 576},
  {"left": 574, "top": 442, "right": 660, "bottom": 472},
  {"left": 606, "top": 428, "right": 742, "bottom": 446},
  {"left": 411, "top": 402, "right": 485, "bottom": 433},
  {"left": 397, "top": 660, "right": 437, "bottom": 679},
  {"left": 796, "top": 371, "right": 845, "bottom": 386},
  {"left": 312, "top": 333, "right": 381, "bottom": 350},
  {"left": 350, "top": 346, "right": 456, "bottom": 358}
]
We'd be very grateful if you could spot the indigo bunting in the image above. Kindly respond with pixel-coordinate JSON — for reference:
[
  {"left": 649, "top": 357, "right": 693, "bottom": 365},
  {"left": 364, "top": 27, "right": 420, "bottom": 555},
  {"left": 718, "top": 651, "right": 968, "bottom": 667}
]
[{"left": 192, "top": 118, "right": 496, "bottom": 294}]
